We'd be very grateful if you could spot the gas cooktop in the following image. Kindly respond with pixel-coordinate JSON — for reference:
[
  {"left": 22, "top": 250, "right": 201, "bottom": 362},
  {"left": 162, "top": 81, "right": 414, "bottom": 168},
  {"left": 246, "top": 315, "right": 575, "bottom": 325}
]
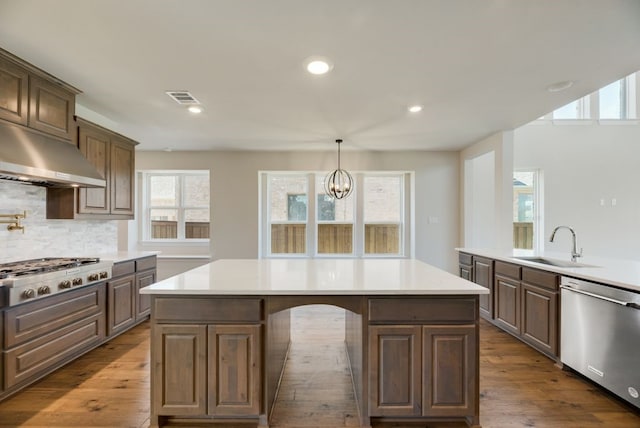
[
  {"left": 0, "top": 257, "right": 101, "bottom": 279},
  {"left": 0, "top": 257, "right": 113, "bottom": 306}
]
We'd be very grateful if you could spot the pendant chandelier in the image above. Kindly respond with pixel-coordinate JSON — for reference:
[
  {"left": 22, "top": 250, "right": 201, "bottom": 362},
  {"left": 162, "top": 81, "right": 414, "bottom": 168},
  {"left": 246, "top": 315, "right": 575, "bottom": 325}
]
[{"left": 324, "top": 139, "right": 354, "bottom": 199}]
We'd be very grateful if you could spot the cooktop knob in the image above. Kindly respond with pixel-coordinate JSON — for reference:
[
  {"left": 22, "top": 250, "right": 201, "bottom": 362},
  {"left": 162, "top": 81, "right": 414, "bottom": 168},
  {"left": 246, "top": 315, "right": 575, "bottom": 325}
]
[
  {"left": 38, "top": 285, "right": 51, "bottom": 295},
  {"left": 72, "top": 277, "right": 83, "bottom": 286},
  {"left": 99, "top": 271, "right": 108, "bottom": 279},
  {"left": 22, "top": 289, "right": 35, "bottom": 299},
  {"left": 88, "top": 273, "right": 99, "bottom": 281},
  {"left": 59, "top": 280, "right": 72, "bottom": 289}
]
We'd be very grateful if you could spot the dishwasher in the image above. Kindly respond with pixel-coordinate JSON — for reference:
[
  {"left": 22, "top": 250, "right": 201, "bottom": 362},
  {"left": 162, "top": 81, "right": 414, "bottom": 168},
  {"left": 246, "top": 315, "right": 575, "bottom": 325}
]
[{"left": 560, "top": 276, "right": 640, "bottom": 410}]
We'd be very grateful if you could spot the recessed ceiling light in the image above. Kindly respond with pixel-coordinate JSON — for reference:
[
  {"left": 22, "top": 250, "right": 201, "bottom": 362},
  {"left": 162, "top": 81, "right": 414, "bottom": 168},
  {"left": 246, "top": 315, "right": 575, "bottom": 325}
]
[
  {"left": 408, "top": 105, "right": 423, "bottom": 113},
  {"left": 188, "top": 106, "right": 203, "bottom": 114},
  {"left": 547, "top": 80, "right": 574, "bottom": 93},
  {"left": 305, "top": 57, "right": 333, "bottom": 75}
]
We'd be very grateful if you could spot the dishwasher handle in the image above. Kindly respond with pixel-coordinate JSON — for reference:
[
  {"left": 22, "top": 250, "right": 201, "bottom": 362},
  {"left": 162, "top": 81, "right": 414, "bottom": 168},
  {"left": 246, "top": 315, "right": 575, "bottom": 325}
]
[{"left": 560, "top": 284, "right": 634, "bottom": 307}]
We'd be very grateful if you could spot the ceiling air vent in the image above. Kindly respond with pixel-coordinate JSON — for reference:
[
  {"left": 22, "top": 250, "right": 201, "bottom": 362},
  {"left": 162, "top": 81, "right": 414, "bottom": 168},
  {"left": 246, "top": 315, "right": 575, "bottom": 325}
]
[{"left": 165, "top": 91, "right": 201, "bottom": 105}]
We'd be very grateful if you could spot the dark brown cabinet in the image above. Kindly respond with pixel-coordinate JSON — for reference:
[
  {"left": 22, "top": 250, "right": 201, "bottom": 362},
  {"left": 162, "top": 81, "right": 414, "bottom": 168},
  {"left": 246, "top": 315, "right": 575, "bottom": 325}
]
[
  {"left": 520, "top": 268, "right": 559, "bottom": 356},
  {"left": 135, "top": 257, "right": 156, "bottom": 321},
  {"left": 422, "top": 325, "right": 476, "bottom": 417},
  {"left": 0, "top": 54, "right": 28, "bottom": 126},
  {"left": 368, "top": 297, "right": 478, "bottom": 421},
  {"left": 107, "top": 256, "right": 156, "bottom": 337},
  {"left": 458, "top": 252, "right": 473, "bottom": 281},
  {"left": 494, "top": 261, "right": 522, "bottom": 336},
  {"left": 472, "top": 255, "right": 494, "bottom": 320},
  {"left": 2, "top": 284, "right": 105, "bottom": 391},
  {"left": 208, "top": 324, "right": 261, "bottom": 416},
  {"left": 0, "top": 48, "right": 78, "bottom": 141},
  {"left": 153, "top": 324, "right": 208, "bottom": 416},
  {"left": 47, "top": 118, "right": 137, "bottom": 220},
  {"left": 369, "top": 325, "right": 422, "bottom": 416},
  {"left": 107, "top": 274, "right": 136, "bottom": 337}
]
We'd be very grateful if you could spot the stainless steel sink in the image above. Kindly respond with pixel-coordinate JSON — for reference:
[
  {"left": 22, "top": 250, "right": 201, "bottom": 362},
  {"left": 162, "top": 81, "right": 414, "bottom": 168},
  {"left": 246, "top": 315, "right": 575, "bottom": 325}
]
[{"left": 512, "top": 256, "right": 596, "bottom": 268}]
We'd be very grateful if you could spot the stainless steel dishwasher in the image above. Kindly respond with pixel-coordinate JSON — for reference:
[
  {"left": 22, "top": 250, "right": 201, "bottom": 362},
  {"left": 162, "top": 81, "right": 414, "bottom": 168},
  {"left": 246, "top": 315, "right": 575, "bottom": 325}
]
[{"left": 561, "top": 276, "right": 640, "bottom": 409}]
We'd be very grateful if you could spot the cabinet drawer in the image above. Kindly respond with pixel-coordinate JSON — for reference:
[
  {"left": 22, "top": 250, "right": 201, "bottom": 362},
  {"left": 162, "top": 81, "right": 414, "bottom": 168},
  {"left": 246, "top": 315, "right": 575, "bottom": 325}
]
[
  {"left": 458, "top": 253, "right": 473, "bottom": 266},
  {"left": 136, "top": 256, "right": 157, "bottom": 272},
  {"left": 522, "top": 268, "right": 559, "bottom": 291},
  {"left": 4, "top": 313, "right": 105, "bottom": 388},
  {"left": 4, "top": 284, "right": 105, "bottom": 348},
  {"left": 154, "top": 298, "right": 263, "bottom": 323},
  {"left": 495, "top": 261, "right": 521, "bottom": 279},
  {"left": 112, "top": 260, "right": 135, "bottom": 277},
  {"left": 368, "top": 298, "right": 477, "bottom": 323}
]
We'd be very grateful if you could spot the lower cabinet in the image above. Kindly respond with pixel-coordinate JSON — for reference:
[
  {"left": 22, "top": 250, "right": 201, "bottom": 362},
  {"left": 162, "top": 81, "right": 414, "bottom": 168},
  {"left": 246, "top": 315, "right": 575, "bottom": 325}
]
[
  {"left": 153, "top": 323, "right": 261, "bottom": 417},
  {"left": 2, "top": 284, "right": 105, "bottom": 391},
  {"left": 369, "top": 324, "right": 477, "bottom": 418},
  {"left": 368, "top": 297, "right": 478, "bottom": 422},
  {"left": 472, "top": 255, "right": 494, "bottom": 320},
  {"left": 108, "top": 255, "right": 157, "bottom": 337}
]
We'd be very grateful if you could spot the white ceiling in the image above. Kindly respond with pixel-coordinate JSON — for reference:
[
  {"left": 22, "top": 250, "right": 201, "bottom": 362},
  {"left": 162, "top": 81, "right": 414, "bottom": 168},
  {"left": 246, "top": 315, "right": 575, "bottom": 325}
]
[{"left": 1, "top": 0, "right": 640, "bottom": 152}]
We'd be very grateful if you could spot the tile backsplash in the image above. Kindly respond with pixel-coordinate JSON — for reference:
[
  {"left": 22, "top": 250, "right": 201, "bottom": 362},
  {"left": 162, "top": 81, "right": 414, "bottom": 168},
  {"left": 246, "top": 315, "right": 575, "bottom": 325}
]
[{"left": 0, "top": 181, "right": 117, "bottom": 263}]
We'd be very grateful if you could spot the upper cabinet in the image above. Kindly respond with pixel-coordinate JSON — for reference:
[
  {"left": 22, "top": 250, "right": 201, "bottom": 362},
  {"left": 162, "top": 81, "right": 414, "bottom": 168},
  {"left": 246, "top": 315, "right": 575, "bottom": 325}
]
[
  {"left": 0, "top": 48, "right": 79, "bottom": 142},
  {"left": 47, "top": 118, "right": 138, "bottom": 220}
]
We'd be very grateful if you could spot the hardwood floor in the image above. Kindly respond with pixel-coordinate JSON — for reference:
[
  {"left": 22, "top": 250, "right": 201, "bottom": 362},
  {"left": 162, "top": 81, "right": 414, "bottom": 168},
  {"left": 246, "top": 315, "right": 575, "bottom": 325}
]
[{"left": 0, "top": 306, "right": 637, "bottom": 428}]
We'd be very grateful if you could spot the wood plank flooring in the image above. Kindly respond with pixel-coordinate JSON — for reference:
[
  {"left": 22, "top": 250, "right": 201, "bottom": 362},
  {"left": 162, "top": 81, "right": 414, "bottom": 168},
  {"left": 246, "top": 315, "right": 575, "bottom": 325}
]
[{"left": 0, "top": 306, "right": 638, "bottom": 427}]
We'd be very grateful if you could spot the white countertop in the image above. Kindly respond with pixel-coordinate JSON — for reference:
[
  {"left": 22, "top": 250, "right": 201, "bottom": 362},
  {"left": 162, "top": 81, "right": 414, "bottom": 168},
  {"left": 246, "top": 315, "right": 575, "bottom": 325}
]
[
  {"left": 457, "top": 248, "right": 640, "bottom": 293},
  {"left": 140, "top": 258, "right": 489, "bottom": 296}
]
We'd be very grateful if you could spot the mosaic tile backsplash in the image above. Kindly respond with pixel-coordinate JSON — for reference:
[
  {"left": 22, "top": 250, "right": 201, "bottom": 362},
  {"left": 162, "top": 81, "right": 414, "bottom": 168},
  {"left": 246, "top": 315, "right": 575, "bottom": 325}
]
[{"left": 0, "top": 181, "right": 117, "bottom": 263}]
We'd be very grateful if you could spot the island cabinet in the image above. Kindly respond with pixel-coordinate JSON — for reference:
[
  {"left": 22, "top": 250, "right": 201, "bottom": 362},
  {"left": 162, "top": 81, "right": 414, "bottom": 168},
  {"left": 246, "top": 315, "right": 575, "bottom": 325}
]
[
  {"left": 368, "top": 298, "right": 478, "bottom": 420},
  {"left": 459, "top": 253, "right": 494, "bottom": 320},
  {"left": 493, "top": 261, "right": 559, "bottom": 358},
  {"left": 107, "top": 255, "right": 157, "bottom": 337},
  {"left": 46, "top": 117, "right": 137, "bottom": 220},
  {"left": 0, "top": 48, "right": 78, "bottom": 141},
  {"left": 151, "top": 297, "right": 262, "bottom": 420}
]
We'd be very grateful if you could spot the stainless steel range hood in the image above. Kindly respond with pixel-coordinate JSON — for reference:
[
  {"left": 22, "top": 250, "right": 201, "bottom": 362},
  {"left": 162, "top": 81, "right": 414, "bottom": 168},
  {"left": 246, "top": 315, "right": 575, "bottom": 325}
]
[{"left": 0, "top": 122, "right": 105, "bottom": 188}]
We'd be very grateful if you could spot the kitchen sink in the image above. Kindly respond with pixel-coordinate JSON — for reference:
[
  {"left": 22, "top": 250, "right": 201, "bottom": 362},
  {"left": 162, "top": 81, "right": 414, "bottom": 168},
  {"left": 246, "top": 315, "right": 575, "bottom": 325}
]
[{"left": 512, "top": 256, "right": 597, "bottom": 268}]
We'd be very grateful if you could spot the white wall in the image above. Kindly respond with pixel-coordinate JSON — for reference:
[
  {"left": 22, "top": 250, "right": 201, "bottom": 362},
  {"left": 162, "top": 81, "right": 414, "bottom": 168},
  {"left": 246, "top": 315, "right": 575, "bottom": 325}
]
[
  {"left": 0, "top": 181, "right": 117, "bottom": 263},
  {"left": 515, "top": 123, "right": 640, "bottom": 259},
  {"left": 134, "top": 150, "right": 461, "bottom": 272},
  {"left": 459, "top": 131, "right": 514, "bottom": 250}
]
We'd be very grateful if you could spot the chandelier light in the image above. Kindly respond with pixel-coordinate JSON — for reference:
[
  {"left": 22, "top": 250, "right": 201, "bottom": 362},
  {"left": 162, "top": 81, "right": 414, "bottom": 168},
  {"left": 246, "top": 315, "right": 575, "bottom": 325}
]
[{"left": 324, "top": 139, "right": 354, "bottom": 199}]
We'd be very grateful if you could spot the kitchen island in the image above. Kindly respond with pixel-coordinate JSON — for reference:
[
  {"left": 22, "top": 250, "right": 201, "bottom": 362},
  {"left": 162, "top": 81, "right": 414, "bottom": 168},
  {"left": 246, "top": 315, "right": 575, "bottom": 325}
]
[{"left": 140, "top": 259, "right": 488, "bottom": 428}]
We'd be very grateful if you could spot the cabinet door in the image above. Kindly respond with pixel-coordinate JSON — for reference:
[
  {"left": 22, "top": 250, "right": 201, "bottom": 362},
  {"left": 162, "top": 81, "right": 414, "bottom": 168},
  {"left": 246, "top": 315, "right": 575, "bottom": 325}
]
[
  {"left": 521, "top": 283, "right": 558, "bottom": 357},
  {"left": 153, "top": 324, "right": 207, "bottom": 415},
  {"left": 423, "top": 325, "right": 477, "bottom": 417},
  {"left": 135, "top": 269, "right": 155, "bottom": 320},
  {"left": 107, "top": 274, "right": 136, "bottom": 336},
  {"left": 110, "top": 138, "right": 135, "bottom": 216},
  {"left": 494, "top": 274, "right": 521, "bottom": 335},
  {"left": 459, "top": 264, "right": 473, "bottom": 281},
  {"left": 28, "top": 75, "right": 75, "bottom": 140},
  {"left": 78, "top": 125, "right": 110, "bottom": 214},
  {"left": 369, "top": 325, "right": 422, "bottom": 416},
  {"left": 0, "top": 56, "right": 28, "bottom": 125},
  {"left": 473, "top": 257, "right": 493, "bottom": 319},
  {"left": 208, "top": 324, "right": 261, "bottom": 416}
]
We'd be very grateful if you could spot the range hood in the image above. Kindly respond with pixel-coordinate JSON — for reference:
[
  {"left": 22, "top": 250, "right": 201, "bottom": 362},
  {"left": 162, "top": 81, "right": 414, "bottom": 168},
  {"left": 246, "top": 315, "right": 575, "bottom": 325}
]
[{"left": 0, "top": 122, "right": 105, "bottom": 188}]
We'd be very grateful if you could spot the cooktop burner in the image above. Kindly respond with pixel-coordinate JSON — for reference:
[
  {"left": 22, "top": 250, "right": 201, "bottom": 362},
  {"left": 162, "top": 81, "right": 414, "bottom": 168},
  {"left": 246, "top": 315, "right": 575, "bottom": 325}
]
[{"left": 0, "top": 257, "right": 100, "bottom": 279}]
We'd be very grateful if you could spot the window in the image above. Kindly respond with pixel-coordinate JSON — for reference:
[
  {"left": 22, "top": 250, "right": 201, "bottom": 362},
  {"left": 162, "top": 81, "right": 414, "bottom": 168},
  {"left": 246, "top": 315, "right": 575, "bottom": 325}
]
[
  {"left": 363, "top": 175, "right": 402, "bottom": 254},
  {"left": 142, "top": 171, "right": 210, "bottom": 241},
  {"left": 261, "top": 171, "right": 411, "bottom": 257},
  {"left": 513, "top": 170, "right": 542, "bottom": 251},
  {"left": 553, "top": 95, "right": 590, "bottom": 120},
  {"left": 599, "top": 73, "right": 637, "bottom": 119},
  {"left": 268, "top": 174, "right": 308, "bottom": 254}
]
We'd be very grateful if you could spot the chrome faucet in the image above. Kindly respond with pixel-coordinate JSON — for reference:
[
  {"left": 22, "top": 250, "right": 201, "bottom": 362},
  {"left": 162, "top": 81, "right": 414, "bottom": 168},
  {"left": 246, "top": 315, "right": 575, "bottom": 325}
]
[{"left": 549, "top": 226, "right": 582, "bottom": 262}]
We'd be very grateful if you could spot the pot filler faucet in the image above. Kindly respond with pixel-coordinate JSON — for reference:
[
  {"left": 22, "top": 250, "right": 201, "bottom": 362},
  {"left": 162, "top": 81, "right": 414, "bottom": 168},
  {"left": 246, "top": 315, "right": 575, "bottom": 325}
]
[{"left": 549, "top": 226, "right": 583, "bottom": 262}]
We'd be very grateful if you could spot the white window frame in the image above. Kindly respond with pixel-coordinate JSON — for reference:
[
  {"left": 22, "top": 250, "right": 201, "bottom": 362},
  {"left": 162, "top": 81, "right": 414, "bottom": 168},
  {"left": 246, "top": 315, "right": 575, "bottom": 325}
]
[
  {"left": 259, "top": 171, "right": 412, "bottom": 258},
  {"left": 139, "top": 170, "right": 210, "bottom": 244},
  {"left": 513, "top": 169, "right": 543, "bottom": 253},
  {"left": 552, "top": 95, "right": 591, "bottom": 122}
]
